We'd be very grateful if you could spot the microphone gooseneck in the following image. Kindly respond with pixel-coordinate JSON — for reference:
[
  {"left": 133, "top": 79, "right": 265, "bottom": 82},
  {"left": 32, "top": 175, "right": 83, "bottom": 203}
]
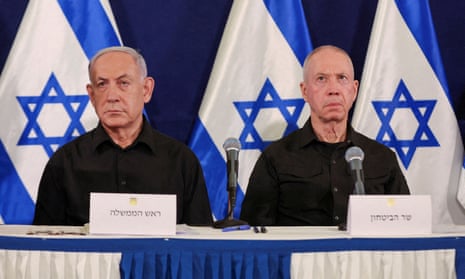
[{"left": 345, "top": 146, "right": 365, "bottom": 195}]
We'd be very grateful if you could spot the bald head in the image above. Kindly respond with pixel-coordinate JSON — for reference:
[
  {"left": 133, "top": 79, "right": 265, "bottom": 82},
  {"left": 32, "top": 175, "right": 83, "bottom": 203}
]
[{"left": 302, "top": 45, "right": 355, "bottom": 83}]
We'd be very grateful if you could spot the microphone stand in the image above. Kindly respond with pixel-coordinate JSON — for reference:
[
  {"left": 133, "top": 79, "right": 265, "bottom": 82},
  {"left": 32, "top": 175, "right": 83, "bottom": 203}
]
[
  {"left": 213, "top": 189, "right": 248, "bottom": 229},
  {"left": 214, "top": 138, "right": 249, "bottom": 229},
  {"left": 340, "top": 146, "right": 366, "bottom": 231}
]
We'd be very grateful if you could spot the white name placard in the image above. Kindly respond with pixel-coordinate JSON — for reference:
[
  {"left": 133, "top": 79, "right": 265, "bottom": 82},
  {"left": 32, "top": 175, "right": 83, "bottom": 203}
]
[
  {"left": 89, "top": 193, "right": 176, "bottom": 235},
  {"left": 347, "top": 195, "right": 432, "bottom": 236}
]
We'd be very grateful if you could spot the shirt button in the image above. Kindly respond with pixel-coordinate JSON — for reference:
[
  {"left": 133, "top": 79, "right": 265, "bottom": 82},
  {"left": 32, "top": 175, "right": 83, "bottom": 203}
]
[
  {"left": 331, "top": 159, "right": 337, "bottom": 164},
  {"left": 334, "top": 216, "right": 340, "bottom": 221},
  {"left": 121, "top": 180, "right": 127, "bottom": 186},
  {"left": 334, "top": 187, "right": 338, "bottom": 192}
]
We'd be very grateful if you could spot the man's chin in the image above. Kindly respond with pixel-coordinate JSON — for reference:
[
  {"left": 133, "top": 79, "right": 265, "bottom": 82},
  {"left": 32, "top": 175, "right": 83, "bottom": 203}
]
[
  {"left": 101, "top": 118, "right": 128, "bottom": 129},
  {"left": 320, "top": 114, "right": 346, "bottom": 123}
]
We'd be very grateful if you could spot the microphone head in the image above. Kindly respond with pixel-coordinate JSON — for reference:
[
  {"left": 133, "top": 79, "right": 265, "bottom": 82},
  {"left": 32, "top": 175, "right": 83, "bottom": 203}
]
[
  {"left": 345, "top": 146, "right": 364, "bottom": 162},
  {"left": 223, "top": 137, "right": 241, "bottom": 151}
]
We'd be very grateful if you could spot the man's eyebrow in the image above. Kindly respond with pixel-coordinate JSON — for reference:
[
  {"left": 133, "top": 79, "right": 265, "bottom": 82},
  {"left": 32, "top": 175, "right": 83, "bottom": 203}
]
[{"left": 95, "top": 74, "right": 130, "bottom": 81}]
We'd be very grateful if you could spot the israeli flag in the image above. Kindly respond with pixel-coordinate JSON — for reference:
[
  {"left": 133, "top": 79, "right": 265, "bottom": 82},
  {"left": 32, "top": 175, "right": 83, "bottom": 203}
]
[
  {"left": 189, "top": 0, "right": 312, "bottom": 220},
  {"left": 0, "top": 0, "right": 121, "bottom": 224},
  {"left": 352, "top": 0, "right": 465, "bottom": 227}
]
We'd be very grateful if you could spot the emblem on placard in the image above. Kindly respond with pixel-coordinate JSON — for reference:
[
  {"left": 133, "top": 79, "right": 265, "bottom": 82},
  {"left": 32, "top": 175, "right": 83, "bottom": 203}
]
[
  {"left": 387, "top": 198, "right": 395, "bottom": 207},
  {"left": 129, "top": 197, "right": 137, "bottom": 206}
]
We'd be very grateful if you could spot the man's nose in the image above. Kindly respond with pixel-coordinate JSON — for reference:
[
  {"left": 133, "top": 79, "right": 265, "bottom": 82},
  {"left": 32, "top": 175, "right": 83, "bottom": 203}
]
[
  {"left": 327, "top": 78, "right": 341, "bottom": 95},
  {"left": 107, "top": 83, "right": 120, "bottom": 100}
]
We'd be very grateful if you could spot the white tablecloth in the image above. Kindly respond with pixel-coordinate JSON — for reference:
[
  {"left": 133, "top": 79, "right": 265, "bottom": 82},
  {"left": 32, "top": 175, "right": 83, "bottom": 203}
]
[
  {"left": 291, "top": 249, "right": 456, "bottom": 279},
  {"left": 0, "top": 249, "right": 120, "bottom": 279}
]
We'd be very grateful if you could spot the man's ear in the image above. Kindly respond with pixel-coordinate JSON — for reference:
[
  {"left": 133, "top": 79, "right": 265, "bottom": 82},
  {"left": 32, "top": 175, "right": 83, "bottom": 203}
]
[
  {"left": 143, "top": 77, "right": 155, "bottom": 103},
  {"left": 352, "top": 80, "right": 359, "bottom": 102},
  {"left": 86, "top": 84, "right": 96, "bottom": 106},
  {"left": 300, "top": 82, "right": 308, "bottom": 103}
]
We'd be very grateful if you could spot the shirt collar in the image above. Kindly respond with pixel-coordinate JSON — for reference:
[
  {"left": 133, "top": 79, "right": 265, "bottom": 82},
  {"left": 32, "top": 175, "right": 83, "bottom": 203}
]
[
  {"left": 295, "top": 118, "right": 357, "bottom": 149},
  {"left": 92, "top": 117, "right": 156, "bottom": 153}
]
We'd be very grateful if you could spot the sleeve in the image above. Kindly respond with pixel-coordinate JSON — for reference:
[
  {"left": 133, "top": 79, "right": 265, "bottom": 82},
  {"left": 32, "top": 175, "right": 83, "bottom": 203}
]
[
  {"left": 181, "top": 151, "right": 213, "bottom": 226},
  {"left": 386, "top": 151, "right": 410, "bottom": 195},
  {"left": 240, "top": 151, "right": 279, "bottom": 226},
  {"left": 32, "top": 157, "right": 67, "bottom": 225}
]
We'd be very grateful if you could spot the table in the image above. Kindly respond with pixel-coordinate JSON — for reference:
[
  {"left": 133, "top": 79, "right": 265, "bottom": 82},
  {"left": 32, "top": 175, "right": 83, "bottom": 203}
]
[{"left": 0, "top": 225, "right": 464, "bottom": 278}]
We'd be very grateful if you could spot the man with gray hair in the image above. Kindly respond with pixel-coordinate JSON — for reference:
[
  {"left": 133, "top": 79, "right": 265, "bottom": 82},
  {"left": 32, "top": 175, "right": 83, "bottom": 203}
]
[{"left": 33, "top": 46, "right": 213, "bottom": 226}]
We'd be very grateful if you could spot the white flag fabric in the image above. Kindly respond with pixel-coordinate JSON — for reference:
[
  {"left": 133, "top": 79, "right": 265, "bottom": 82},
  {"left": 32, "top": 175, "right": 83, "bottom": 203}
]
[
  {"left": 352, "top": 0, "right": 465, "bottom": 227},
  {"left": 0, "top": 0, "right": 121, "bottom": 224},
  {"left": 189, "top": 0, "right": 312, "bottom": 220}
]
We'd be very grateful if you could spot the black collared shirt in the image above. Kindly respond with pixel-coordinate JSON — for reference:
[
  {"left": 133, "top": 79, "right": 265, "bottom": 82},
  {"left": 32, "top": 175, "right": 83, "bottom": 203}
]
[
  {"left": 240, "top": 119, "right": 410, "bottom": 226},
  {"left": 33, "top": 119, "right": 213, "bottom": 226}
]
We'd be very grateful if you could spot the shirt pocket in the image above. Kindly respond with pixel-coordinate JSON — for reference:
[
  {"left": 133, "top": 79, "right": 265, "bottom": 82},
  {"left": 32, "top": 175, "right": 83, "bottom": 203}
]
[
  {"left": 278, "top": 161, "right": 323, "bottom": 181},
  {"left": 363, "top": 163, "right": 391, "bottom": 193},
  {"left": 277, "top": 161, "right": 327, "bottom": 206}
]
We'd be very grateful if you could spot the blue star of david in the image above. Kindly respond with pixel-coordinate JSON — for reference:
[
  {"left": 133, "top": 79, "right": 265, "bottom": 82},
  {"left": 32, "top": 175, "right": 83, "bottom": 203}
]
[
  {"left": 234, "top": 78, "right": 305, "bottom": 151},
  {"left": 372, "top": 79, "right": 439, "bottom": 169},
  {"left": 16, "top": 73, "right": 89, "bottom": 157}
]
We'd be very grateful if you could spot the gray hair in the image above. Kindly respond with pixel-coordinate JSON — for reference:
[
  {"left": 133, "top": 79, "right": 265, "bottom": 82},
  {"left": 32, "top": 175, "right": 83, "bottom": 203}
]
[{"left": 88, "top": 46, "right": 148, "bottom": 80}]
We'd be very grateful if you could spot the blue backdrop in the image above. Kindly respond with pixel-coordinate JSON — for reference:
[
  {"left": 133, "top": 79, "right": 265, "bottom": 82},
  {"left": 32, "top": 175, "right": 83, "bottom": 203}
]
[{"left": 1, "top": 0, "right": 464, "bottom": 144}]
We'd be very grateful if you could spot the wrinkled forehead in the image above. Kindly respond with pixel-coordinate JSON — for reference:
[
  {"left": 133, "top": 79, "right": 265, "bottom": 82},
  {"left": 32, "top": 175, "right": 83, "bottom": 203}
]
[
  {"left": 309, "top": 49, "right": 354, "bottom": 75},
  {"left": 88, "top": 48, "right": 147, "bottom": 81},
  {"left": 92, "top": 51, "right": 136, "bottom": 68},
  {"left": 89, "top": 51, "right": 141, "bottom": 79}
]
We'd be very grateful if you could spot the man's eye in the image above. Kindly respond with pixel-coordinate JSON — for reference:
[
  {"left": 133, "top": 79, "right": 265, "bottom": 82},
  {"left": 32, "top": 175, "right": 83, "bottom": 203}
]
[
  {"left": 339, "top": 76, "right": 349, "bottom": 83},
  {"left": 119, "top": 80, "right": 130, "bottom": 87}
]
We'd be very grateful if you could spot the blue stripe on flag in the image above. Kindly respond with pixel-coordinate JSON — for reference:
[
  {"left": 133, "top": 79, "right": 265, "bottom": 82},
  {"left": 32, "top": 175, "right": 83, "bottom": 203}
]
[
  {"left": 58, "top": 0, "right": 121, "bottom": 60},
  {"left": 189, "top": 120, "right": 245, "bottom": 220},
  {"left": 0, "top": 141, "right": 34, "bottom": 224},
  {"left": 395, "top": 0, "right": 450, "bottom": 103},
  {"left": 264, "top": 0, "right": 313, "bottom": 65}
]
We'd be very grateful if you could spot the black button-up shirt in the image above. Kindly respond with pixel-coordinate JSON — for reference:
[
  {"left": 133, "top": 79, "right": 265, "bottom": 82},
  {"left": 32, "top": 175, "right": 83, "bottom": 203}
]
[
  {"left": 33, "top": 119, "right": 213, "bottom": 226},
  {"left": 240, "top": 119, "right": 410, "bottom": 226}
]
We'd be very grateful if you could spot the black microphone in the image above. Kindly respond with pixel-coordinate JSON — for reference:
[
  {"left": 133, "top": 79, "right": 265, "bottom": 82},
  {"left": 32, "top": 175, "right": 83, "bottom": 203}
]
[
  {"left": 223, "top": 138, "right": 240, "bottom": 207},
  {"left": 345, "top": 146, "right": 365, "bottom": 195},
  {"left": 213, "top": 137, "right": 249, "bottom": 229}
]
